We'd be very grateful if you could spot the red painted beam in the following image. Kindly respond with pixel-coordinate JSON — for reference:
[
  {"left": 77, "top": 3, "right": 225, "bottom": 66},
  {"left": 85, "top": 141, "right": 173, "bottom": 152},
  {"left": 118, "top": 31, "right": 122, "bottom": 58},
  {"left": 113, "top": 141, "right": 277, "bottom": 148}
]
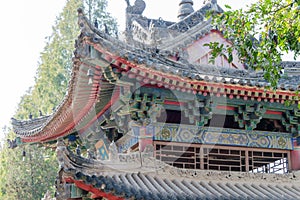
[
  {"left": 265, "top": 110, "right": 282, "bottom": 115},
  {"left": 164, "top": 100, "right": 185, "bottom": 106},
  {"left": 216, "top": 105, "right": 235, "bottom": 111},
  {"left": 216, "top": 106, "right": 282, "bottom": 116},
  {"left": 66, "top": 177, "right": 124, "bottom": 200}
]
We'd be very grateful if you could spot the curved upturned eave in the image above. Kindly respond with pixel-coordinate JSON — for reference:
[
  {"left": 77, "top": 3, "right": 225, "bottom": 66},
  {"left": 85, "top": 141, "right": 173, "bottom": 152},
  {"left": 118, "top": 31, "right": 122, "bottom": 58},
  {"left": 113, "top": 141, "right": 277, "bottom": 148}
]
[
  {"left": 11, "top": 115, "right": 50, "bottom": 136},
  {"left": 12, "top": 9, "right": 118, "bottom": 144},
  {"left": 13, "top": 60, "right": 103, "bottom": 143}
]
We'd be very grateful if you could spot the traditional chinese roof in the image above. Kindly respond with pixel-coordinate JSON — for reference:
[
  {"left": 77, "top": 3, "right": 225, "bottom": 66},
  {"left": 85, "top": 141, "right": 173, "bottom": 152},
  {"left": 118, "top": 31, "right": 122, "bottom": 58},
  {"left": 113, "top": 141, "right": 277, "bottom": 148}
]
[
  {"left": 56, "top": 141, "right": 300, "bottom": 200},
  {"left": 12, "top": 3, "right": 300, "bottom": 143},
  {"left": 89, "top": 10, "right": 300, "bottom": 103},
  {"left": 11, "top": 44, "right": 118, "bottom": 143}
]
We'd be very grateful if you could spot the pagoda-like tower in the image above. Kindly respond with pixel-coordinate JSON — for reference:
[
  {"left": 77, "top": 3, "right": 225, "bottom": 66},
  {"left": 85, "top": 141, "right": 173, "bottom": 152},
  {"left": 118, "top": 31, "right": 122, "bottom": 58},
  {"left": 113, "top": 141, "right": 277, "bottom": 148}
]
[
  {"left": 177, "top": 0, "right": 194, "bottom": 20},
  {"left": 11, "top": 1, "right": 300, "bottom": 199}
]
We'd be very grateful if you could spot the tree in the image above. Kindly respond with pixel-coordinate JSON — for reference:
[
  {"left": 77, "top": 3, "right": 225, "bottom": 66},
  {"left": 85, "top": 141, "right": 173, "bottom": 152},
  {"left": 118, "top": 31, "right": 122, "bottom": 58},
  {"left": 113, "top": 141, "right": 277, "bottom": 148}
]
[
  {"left": 0, "top": 135, "right": 57, "bottom": 200},
  {"left": 83, "top": 0, "right": 118, "bottom": 36},
  {"left": 207, "top": 0, "right": 300, "bottom": 87}
]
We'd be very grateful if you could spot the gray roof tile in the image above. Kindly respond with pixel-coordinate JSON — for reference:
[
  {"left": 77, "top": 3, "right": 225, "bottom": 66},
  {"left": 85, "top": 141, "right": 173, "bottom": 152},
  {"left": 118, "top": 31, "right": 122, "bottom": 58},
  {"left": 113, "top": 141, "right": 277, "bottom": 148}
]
[{"left": 56, "top": 143, "right": 300, "bottom": 200}]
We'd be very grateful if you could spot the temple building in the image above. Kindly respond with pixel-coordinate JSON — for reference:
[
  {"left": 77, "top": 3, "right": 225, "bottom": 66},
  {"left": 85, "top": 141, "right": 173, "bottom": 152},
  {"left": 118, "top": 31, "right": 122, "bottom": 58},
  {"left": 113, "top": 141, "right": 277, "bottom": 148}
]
[{"left": 12, "top": 0, "right": 300, "bottom": 199}]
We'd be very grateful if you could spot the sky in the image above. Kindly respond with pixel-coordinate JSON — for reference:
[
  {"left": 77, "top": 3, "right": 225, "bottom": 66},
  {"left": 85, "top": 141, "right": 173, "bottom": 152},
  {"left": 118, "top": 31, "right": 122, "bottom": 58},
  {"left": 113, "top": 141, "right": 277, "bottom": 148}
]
[{"left": 0, "top": 0, "right": 297, "bottom": 137}]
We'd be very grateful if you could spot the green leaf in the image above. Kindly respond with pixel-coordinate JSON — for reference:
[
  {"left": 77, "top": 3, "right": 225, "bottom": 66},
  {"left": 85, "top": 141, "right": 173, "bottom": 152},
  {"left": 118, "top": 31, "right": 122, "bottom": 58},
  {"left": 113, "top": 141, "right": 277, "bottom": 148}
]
[
  {"left": 228, "top": 53, "right": 233, "bottom": 63},
  {"left": 224, "top": 4, "right": 232, "bottom": 9}
]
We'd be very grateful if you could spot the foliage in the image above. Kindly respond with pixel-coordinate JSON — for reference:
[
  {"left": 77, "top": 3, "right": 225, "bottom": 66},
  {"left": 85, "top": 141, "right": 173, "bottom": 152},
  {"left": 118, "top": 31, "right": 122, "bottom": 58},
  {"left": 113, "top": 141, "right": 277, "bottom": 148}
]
[
  {"left": 0, "top": 129, "right": 58, "bottom": 200},
  {"left": 83, "top": 0, "right": 118, "bottom": 37},
  {"left": 207, "top": 0, "right": 300, "bottom": 87}
]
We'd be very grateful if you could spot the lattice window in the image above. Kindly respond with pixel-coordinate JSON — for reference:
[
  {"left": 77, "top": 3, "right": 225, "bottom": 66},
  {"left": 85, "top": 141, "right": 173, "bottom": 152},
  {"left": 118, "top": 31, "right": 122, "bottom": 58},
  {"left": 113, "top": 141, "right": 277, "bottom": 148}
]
[
  {"left": 249, "top": 151, "right": 288, "bottom": 173},
  {"left": 154, "top": 141, "right": 290, "bottom": 173}
]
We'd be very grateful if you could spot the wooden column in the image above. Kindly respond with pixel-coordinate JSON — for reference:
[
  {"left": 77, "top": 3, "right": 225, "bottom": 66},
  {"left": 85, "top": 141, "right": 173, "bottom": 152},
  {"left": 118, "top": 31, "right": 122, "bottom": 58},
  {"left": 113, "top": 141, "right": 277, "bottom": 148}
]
[
  {"left": 200, "top": 147, "right": 204, "bottom": 170},
  {"left": 290, "top": 139, "right": 300, "bottom": 171},
  {"left": 245, "top": 150, "right": 249, "bottom": 172},
  {"left": 138, "top": 126, "right": 153, "bottom": 152},
  {"left": 288, "top": 151, "right": 292, "bottom": 172}
]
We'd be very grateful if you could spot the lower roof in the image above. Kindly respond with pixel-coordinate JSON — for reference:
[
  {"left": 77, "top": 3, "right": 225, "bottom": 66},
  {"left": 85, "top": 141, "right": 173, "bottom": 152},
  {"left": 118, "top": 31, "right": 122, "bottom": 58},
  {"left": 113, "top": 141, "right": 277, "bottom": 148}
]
[
  {"left": 67, "top": 171, "right": 300, "bottom": 200},
  {"left": 56, "top": 141, "right": 300, "bottom": 200}
]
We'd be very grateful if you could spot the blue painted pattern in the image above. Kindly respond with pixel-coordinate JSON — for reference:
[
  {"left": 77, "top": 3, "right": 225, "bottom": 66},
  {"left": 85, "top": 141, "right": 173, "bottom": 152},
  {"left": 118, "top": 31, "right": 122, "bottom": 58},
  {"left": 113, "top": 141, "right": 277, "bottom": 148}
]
[{"left": 148, "top": 123, "right": 293, "bottom": 150}]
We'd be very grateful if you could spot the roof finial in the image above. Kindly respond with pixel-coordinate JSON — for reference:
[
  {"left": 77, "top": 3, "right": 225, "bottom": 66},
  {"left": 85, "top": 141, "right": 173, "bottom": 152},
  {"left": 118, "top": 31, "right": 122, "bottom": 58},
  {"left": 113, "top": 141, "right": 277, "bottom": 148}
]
[
  {"left": 125, "top": 0, "right": 146, "bottom": 15},
  {"left": 177, "top": 0, "right": 194, "bottom": 20}
]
